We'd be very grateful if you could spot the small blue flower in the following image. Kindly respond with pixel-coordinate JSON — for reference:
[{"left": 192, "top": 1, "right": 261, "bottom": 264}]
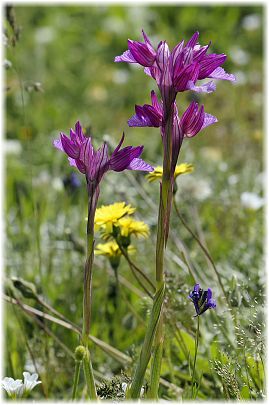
[{"left": 189, "top": 283, "right": 216, "bottom": 316}]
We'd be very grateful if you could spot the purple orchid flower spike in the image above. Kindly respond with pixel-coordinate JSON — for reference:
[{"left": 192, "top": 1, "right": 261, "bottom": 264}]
[
  {"left": 54, "top": 121, "right": 153, "bottom": 195},
  {"left": 115, "top": 30, "right": 236, "bottom": 96},
  {"left": 189, "top": 283, "right": 216, "bottom": 316}
]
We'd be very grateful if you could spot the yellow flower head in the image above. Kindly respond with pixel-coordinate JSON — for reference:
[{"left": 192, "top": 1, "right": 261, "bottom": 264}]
[
  {"left": 118, "top": 217, "right": 150, "bottom": 238},
  {"left": 94, "top": 202, "right": 135, "bottom": 233},
  {"left": 146, "top": 163, "right": 194, "bottom": 182},
  {"left": 95, "top": 241, "right": 135, "bottom": 258}
]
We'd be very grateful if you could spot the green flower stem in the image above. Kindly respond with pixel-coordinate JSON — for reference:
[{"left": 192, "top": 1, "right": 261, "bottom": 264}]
[
  {"left": 127, "top": 282, "right": 165, "bottom": 399},
  {"left": 149, "top": 105, "right": 174, "bottom": 398},
  {"left": 148, "top": 338, "right": 164, "bottom": 399},
  {"left": 191, "top": 315, "right": 200, "bottom": 399},
  {"left": 72, "top": 360, "right": 81, "bottom": 400},
  {"left": 81, "top": 190, "right": 98, "bottom": 399},
  {"left": 83, "top": 348, "right": 97, "bottom": 400}
]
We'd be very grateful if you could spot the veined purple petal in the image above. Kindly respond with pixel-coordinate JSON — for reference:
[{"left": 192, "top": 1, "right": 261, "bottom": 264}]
[
  {"left": 68, "top": 157, "right": 86, "bottom": 174},
  {"left": 142, "top": 30, "right": 155, "bottom": 54},
  {"left": 79, "top": 137, "right": 94, "bottom": 169},
  {"left": 128, "top": 96, "right": 162, "bottom": 128},
  {"left": 75, "top": 121, "right": 86, "bottom": 143},
  {"left": 201, "top": 113, "right": 218, "bottom": 130},
  {"left": 186, "top": 31, "right": 199, "bottom": 48},
  {"left": 127, "top": 158, "right": 153, "bottom": 172},
  {"left": 151, "top": 90, "right": 163, "bottom": 115},
  {"left": 171, "top": 40, "right": 185, "bottom": 67},
  {"left": 113, "top": 133, "right": 125, "bottom": 154},
  {"left": 193, "top": 42, "right": 211, "bottom": 62},
  {"left": 198, "top": 53, "right": 227, "bottom": 80},
  {"left": 181, "top": 102, "right": 205, "bottom": 138},
  {"left": 91, "top": 142, "right": 109, "bottom": 182},
  {"left": 171, "top": 110, "right": 183, "bottom": 173},
  {"left": 61, "top": 134, "right": 80, "bottom": 159},
  {"left": 53, "top": 138, "right": 64, "bottom": 152},
  {"left": 128, "top": 39, "right": 156, "bottom": 67},
  {"left": 156, "top": 41, "right": 170, "bottom": 73},
  {"left": 186, "top": 80, "right": 216, "bottom": 93},
  {"left": 173, "top": 62, "right": 199, "bottom": 92},
  {"left": 109, "top": 145, "right": 144, "bottom": 172},
  {"left": 209, "top": 66, "right": 236, "bottom": 81},
  {"left": 114, "top": 50, "right": 137, "bottom": 63}
]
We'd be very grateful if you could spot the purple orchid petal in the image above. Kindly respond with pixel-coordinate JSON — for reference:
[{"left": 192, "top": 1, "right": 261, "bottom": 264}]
[
  {"left": 68, "top": 157, "right": 86, "bottom": 174},
  {"left": 186, "top": 31, "right": 199, "bottom": 48},
  {"left": 109, "top": 145, "right": 144, "bottom": 172},
  {"left": 173, "top": 62, "right": 200, "bottom": 92},
  {"left": 114, "top": 50, "right": 137, "bottom": 63},
  {"left": 201, "top": 113, "right": 218, "bottom": 130},
  {"left": 127, "top": 158, "right": 153, "bottom": 171},
  {"left": 60, "top": 134, "right": 80, "bottom": 159},
  {"left": 128, "top": 94, "right": 163, "bottom": 128},
  {"left": 181, "top": 102, "right": 206, "bottom": 138},
  {"left": 79, "top": 137, "right": 94, "bottom": 169},
  {"left": 171, "top": 40, "right": 185, "bottom": 67},
  {"left": 209, "top": 66, "right": 236, "bottom": 81},
  {"left": 186, "top": 80, "right": 216, "bottom": 93},
  {"left": 198, "top": 53, "right": 227, "bottom": 80},
  {"left": 128, "top": 39, "right": 156, "bottom": 67},
  {"left": 75, "top": 121, "right": 86, "bottom": 143},
  {"left": 142, "top": 30, "right": 155, "bottom": 54},
  {"left": 53, "top": 138, "right": 64, "bottom": 152},
  {"left": 113, "top": 133, "right": 125, "bottom": 155},
  {"left": 171, "top": 109, "right": 183, "bottom": 173},
  {"left": 156, "top": 41, "right": 170, "bottom": 73},
  {"left": 151, "top": 90, "right": 163, "bottom": 114}
]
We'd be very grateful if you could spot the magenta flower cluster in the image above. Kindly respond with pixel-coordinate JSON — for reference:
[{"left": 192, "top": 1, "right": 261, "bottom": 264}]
[
  {"left": 115, "top": 31, "right": 235, "bottom": 161},
  {"left": 54, "top": 121, "right": 153, "bottom": 194}
]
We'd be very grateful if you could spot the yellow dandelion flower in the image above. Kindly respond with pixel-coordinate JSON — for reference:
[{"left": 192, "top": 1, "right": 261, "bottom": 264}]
[
  {"left": 146, "top": 163, "right": 194, "bottom": 182},
  {"left": 95, "top": 241, "right": 135, "bottom": 258},
  {"left": 118, "top": 217, "right": 150, "bottom": 238},
  {"left": 94, "top": 202, "right": 135, "bottom": 233}
]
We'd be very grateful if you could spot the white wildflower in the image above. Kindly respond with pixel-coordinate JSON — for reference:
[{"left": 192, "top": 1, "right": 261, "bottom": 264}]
[
  {"left": 1, "top": 377, "right": 24, "bottom": 398},
  {"left": 23, "top": 372, "right": 41, "bottom": 393}
]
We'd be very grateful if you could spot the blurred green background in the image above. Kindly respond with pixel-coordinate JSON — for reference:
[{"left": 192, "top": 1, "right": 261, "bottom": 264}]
[{"left": 4, "top": 4, "right": 264, "bottom": 401}]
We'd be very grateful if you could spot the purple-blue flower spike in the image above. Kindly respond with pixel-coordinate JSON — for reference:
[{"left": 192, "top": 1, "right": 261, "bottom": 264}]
[
  {"left": 54, "top": 122, "right": 153, "bottom": 193},
  {"left": 189, "top": 284, "right": 216, "bottom": 316}
]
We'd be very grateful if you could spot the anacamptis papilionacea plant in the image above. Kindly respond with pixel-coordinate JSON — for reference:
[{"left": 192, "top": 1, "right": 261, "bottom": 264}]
[
  {"left": 115, "top": 30, "right": 235, "bottom": 399},
  {"left": 54, "top": 30, "right": 235, "bottom": 400}
]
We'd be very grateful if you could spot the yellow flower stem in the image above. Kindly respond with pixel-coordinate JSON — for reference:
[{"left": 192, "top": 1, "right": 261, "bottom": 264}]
[{"left": 117, "top": 241, "right": 155, "bottom": 298}]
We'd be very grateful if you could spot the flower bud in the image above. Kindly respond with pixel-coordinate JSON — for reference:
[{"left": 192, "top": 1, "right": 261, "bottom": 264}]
[{"left": 74, "top": 345, "right": 86, "bottom": 362}]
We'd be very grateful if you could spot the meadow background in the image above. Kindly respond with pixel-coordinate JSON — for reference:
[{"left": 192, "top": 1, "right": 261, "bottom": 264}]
[{"left": 4, "top": 4, "right": 265, "bottom": 400}]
